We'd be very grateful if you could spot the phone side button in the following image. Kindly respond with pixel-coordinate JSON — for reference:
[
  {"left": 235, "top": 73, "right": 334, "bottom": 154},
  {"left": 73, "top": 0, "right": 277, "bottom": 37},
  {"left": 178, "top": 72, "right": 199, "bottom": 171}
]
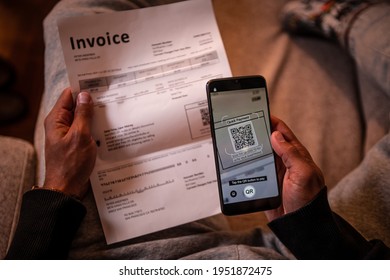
[{"left": 243, "top": 185, "right": 256, "bottom": 198}]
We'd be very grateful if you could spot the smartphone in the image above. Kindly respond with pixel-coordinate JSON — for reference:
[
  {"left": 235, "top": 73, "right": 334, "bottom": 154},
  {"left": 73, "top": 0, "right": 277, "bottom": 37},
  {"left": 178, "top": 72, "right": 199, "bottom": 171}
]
[{"left": 206, "top": 75, "right": 281, "bottom": 215}]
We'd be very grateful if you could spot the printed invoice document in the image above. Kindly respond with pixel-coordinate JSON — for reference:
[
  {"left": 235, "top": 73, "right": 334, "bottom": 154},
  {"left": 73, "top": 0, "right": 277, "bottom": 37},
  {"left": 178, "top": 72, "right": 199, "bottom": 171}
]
[{"left": 58, "top": 0, "right": 232, "bottom": 244}]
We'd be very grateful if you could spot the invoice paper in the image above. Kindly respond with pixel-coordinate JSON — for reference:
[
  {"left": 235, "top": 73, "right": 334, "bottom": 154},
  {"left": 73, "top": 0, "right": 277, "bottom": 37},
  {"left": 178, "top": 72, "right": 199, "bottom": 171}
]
[{"left": 58, "top": 0, "right": 232, "bottom": 244}]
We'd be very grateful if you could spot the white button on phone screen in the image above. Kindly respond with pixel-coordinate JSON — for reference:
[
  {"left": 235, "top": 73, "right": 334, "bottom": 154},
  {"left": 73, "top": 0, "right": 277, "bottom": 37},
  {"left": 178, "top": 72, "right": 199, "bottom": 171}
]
[{"left": 243, "top": 185, "right": 255, "bottom": 198}]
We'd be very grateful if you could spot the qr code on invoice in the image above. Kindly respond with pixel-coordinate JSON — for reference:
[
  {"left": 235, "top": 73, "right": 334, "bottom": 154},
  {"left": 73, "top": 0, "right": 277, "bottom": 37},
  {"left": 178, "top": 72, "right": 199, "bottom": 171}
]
[
  {"left": 228, "top": 121, "right": 258, "bottom": 152},
  {"left": 200, "top": 108, "right": 210, "bottom": 126}
]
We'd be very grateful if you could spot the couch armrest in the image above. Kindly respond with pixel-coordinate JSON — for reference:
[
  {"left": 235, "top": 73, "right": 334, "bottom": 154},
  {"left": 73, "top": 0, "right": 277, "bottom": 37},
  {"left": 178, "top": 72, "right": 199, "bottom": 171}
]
[{"left": 0, "top": 136, "right": 35, "bottom": 259}]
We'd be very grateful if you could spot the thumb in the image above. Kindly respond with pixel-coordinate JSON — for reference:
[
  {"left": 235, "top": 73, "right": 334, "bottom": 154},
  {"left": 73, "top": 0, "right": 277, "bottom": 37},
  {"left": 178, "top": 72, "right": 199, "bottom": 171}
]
[
  {"left": 271, "top": 129, "right": 324, "bottom": 188},
  {"left": 271, "top": 130, "right": 304, "bottom": 170},
  {"left": 72, "top": 92, "right": 94, "bottom": 135}
]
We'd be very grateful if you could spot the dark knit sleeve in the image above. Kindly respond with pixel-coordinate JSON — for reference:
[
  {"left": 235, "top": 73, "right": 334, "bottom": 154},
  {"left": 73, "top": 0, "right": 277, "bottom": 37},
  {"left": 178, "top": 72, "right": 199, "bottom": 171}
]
[
  {"left": 5, "top": 188, "right": 86, "bottom": 259},
  {"left": 268, "top": 187, "right": 390, "bottom": 259}
]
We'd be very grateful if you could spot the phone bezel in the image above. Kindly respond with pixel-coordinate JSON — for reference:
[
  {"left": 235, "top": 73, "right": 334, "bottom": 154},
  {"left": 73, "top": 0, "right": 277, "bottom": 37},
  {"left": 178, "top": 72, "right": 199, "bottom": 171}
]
[{"left": 206, "top": 75, "right": 281, "bottom": 215}]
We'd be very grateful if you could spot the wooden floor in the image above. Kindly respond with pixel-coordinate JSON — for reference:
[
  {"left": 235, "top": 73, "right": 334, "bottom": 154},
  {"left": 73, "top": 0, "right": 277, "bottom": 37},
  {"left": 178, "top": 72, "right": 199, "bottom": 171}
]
[{"left": 0, "top": 0, "right": 59, "bottom": 143}]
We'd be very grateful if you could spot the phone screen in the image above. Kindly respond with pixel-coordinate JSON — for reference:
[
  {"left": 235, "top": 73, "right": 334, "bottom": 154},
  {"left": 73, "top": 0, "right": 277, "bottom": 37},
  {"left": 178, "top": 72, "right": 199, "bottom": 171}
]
[{"left": 207, "top": 76, "right": 280, "bottom": 214}]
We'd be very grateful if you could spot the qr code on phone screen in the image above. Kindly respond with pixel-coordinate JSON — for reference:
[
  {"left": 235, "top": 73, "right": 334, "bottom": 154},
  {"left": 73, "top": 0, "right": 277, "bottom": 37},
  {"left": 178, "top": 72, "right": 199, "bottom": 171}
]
[{"left": 228, "top": 121, "right": 258, "bottom": 152}]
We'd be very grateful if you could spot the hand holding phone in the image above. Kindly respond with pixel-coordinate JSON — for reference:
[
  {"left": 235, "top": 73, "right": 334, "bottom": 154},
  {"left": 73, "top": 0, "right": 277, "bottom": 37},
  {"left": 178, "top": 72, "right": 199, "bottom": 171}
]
[
  {"left": 206, "top": 75, "right": 281, "bottom": 215},
  {"left": 266, "top": 116, "right": 325, "bottom": 221}
]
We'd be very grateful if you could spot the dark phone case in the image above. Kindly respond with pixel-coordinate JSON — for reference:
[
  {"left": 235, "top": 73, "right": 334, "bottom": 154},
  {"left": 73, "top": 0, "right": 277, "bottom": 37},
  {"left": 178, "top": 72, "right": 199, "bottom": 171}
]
[{"left": 206, "top": 75, "right": 281, "bottom": 215}]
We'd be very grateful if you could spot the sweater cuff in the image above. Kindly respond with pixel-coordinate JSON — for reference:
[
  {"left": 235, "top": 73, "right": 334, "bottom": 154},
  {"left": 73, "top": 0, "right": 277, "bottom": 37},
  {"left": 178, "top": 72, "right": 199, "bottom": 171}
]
[
  {"left": 6, "top": 189, "right": 86, "bottom": 259},
  {"left": 268, "top": 187, "right": 371, "bottom": 259}
]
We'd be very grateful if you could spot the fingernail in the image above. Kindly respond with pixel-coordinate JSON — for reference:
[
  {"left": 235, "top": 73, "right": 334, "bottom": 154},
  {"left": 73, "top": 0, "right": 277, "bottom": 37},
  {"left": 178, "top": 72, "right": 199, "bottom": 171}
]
[
  {"left": 274, "top": 131, "right": 286, "bottom": 142},
  {"left": 77, "top": 92, "right": 91, "bottom": 104}
]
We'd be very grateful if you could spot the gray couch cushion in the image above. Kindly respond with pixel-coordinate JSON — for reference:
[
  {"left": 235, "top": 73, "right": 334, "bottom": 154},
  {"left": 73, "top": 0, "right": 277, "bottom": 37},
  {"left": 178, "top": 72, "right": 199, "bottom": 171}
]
[{"left": 0, "top": 136, "right": 35, "bottom": 259}]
